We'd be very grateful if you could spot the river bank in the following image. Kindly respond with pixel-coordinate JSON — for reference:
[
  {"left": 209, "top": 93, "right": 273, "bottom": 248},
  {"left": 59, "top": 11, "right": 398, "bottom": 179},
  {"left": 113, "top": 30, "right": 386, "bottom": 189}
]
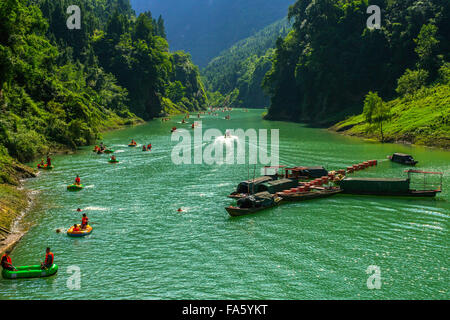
[
  {"left": 329, "top": 84, "right": 450, "bottom": 150},
  {"left": 0, "top": 158, "right": 36, "bottom": 255},
  {"left": 0, "top": 118, "right": 148, "bottom": 256}
]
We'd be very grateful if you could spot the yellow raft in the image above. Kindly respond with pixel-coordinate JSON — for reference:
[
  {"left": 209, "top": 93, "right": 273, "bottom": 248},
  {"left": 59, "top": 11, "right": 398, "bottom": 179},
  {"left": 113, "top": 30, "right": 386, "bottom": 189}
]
[{"left": 67, "top": 225, "right": 93, "bottom": 237}]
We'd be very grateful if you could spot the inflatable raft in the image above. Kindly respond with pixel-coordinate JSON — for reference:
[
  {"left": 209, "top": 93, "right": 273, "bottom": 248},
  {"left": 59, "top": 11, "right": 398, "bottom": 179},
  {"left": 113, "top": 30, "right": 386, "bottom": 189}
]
[
  {"left": 67, "top": 225, "right": 93, "bottom": 237},
  {"left": 128, "top": 144, "right": 137, "bottom": 147},
  {"left": 37, "top": 164, "right": 54, "bottom": 170},
  {"left": 104, "top": 149, "right": 115, "bottom": 154},
  {"left": 2, "top": 264, "right": 58, "bottom": 279},
  {"left": 108, "top": 159, "right": 119, "bottom": 163},
  {"left": 67, "top": 184, "right": 84, "bottom": 191}
]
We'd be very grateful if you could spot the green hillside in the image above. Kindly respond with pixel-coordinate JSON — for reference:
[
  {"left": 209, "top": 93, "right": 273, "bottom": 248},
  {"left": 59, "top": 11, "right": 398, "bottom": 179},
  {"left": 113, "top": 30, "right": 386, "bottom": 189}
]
[{"left": 203, "top": 18, "right": 291, "bottom": 108}]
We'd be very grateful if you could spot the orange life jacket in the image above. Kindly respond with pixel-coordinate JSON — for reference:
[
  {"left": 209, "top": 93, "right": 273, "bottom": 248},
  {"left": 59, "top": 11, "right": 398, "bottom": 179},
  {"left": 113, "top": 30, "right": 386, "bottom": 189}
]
[{"left": 45, "top": 252, "right": 54, "bottom": 265}]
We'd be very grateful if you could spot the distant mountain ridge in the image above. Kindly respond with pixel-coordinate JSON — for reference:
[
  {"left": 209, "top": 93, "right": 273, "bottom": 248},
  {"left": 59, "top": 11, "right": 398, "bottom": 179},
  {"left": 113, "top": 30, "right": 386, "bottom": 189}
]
[
  {"left": 130, "top": 0, "right": 294, "bottom": 67},
  {"left": 203, "top": 18, "right": 292, "bottom": 108}
]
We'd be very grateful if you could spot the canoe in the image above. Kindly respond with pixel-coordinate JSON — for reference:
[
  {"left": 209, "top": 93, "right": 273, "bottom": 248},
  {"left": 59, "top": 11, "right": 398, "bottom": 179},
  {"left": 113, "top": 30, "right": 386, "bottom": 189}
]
[
  {"left": 67, "top": 184, "right": 84, "bottom": 191},
  {"left": 37, "top": 164, "right": 54, "bottom": 170},
  {"left": 2, "top": 264, "right": 58, "bottom": 279},
  {"left": 67, "top": 225, "right": 93, "bottom": 237}
]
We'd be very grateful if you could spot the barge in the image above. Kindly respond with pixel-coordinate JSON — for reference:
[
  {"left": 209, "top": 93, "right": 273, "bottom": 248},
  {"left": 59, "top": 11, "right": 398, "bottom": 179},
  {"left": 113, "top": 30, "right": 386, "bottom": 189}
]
[
  {"left": 338, "top": 170, "right": 442, "bottom": 197},
  {"left": 277, "top": 187, "right": 342, "bottom": 202}
]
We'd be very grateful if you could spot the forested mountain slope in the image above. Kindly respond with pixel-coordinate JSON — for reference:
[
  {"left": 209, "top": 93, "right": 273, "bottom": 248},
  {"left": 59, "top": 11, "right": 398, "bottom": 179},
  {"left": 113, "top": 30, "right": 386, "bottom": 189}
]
[
  {"left": 263, "top": 0, "right": 450, "bottom": 126},
  {"left": 130, "top": 0, "right": 294, "bottom": 67},
  {"left": 203, "top": 18, "right": 291, "bottom": 108},
  {"left": 0, "top": 0, "right": 206, "bottom": 185}
]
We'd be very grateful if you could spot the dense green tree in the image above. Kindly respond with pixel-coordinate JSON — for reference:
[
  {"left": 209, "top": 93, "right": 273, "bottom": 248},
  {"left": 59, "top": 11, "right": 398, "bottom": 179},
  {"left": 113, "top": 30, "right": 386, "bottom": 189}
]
[
  {"left": 262, "top": 0, "right": 449, "bottom": 125},
  {"left": 363, "top": 92, "right": 390, "bottom": 142}
]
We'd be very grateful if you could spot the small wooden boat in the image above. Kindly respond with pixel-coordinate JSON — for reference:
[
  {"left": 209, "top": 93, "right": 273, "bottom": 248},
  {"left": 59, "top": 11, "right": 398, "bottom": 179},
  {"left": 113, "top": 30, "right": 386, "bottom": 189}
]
[
  {"left": 278, "top": 187, "right": 342, "bottom": 201},
  {"left": 226, "top": 192, "right": 283, "bottom": 217},
  {"left": 388, "top": 153, "right": 418, "bottom": 166}
]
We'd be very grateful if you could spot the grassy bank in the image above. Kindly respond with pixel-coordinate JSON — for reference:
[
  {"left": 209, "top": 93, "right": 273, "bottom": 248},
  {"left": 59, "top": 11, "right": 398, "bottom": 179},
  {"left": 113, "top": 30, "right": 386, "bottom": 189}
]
[{"left": 331, "top": 84, "right": 450, "bottom": 149}]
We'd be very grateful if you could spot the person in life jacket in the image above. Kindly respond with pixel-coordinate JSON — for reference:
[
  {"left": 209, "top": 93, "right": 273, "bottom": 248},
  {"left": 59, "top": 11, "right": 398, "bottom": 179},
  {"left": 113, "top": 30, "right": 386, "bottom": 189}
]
[
  {"left": 41, "top": 247, "right": 54, "bottom": 269},
  {"left": 75, "top": 175, "right": 81, "bottom": 185},
  {"left": 1, "top": 251, "right": 16, "bottom": 271},
  {"left": 147, "top": 144, "right": 152, "bottom": 151},
  {"left": 81, "top": 214, "right": 89, "bottom": 229},
  {"left": 72, "top": 224, "right": 81, "bottom": 232},
  {"left": 142, "top": 145, "right": 147, "bottom": 151},
  {"left": 38, "top": 158, "right": 45, "bottom": 167},
  {"left": 77, "top": 208, "right": 82, "bottom": 212},
  {"left": 46, "top": 155, "right": 52, "bottom": 166}
]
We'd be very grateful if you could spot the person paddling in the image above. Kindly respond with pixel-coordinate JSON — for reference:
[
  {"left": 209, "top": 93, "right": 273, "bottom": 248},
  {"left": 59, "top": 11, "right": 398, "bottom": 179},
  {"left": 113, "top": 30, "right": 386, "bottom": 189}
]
[
  {"left": 46, "top": 155, "right": 52, "bottom": 167},
  {"left": 75, "top": 175, "right": 81, "bottom": 186},
  {"left": 147, "top": 144, "right": 152, "bottom": 151},
  {"left": 72, "top": 224, "right": 80, "bottom": 232},
  {"left": 81, "top": 214, "right": 89, "bottom": 230},
  {"left": 142, "top": 145, "right": 147, "bottom": 151},
  {"left": 1, "top": 251, "right": 16, "bottom": 271},
  {"left": 41, "top": 247, "right": 54, "bottom": 270}
]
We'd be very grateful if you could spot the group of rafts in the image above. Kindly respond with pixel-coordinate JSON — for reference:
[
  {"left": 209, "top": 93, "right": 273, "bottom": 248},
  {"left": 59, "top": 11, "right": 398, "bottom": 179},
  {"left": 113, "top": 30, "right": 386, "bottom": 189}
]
[
  {"left": 4, "top": 140, "right": 151, "bottom": 280},
  {"left": 226, "top": 153, "right": 443, "bottom": 217}
]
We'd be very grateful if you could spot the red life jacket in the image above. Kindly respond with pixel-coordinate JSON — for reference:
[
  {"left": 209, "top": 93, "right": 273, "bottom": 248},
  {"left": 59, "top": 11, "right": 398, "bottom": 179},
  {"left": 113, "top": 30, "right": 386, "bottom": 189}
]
[
  {"left": 1, "top": 254, "right": 12, "bottom": 265},
  {"left": 75, "top": 177, "right": 81, "bottom": 184},
  {"left": 82, "top": 217, "right": 88, "bottom": 225},
  {"left": 45, "top": 252, "right": 54, "bottom": 265}
]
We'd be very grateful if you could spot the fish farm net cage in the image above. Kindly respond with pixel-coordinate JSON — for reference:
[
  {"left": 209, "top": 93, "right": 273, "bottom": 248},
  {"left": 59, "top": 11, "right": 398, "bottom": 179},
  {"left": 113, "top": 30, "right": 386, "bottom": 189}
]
[{"left": 406, "top": 170, "right": 443, "bottom": 191}]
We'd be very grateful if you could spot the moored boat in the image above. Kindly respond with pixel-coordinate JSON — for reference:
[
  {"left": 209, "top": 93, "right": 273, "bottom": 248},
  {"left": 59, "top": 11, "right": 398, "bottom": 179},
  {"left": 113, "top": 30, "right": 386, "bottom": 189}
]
[
  {"left": 337, "top": 170, "right": 443, "bottom": 197},
  {"left": 277, "top": 187, "right": 342, "bottom": 201},
  {"left": 228, "top": 176, "right": 274, "bottom": 198},
  {"left": 225, "top": 192, "right": 283, "bottom": 217},
  {"left": 388, "top": 153, "right": 418, "bottom": 166}
]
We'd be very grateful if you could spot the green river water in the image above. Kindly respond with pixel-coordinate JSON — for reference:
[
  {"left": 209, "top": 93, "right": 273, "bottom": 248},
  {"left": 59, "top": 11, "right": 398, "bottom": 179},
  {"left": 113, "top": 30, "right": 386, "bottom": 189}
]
[{"left": 1, "top": 109, "right": 449, "bottom": 299}]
